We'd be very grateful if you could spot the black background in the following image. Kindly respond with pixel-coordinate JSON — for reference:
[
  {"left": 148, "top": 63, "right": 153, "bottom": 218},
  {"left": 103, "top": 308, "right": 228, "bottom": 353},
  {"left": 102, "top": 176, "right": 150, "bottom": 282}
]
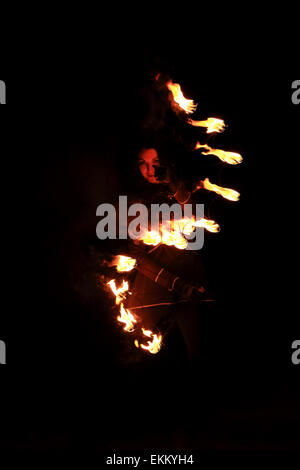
[{"left": 1, "top": 37, "right": 299, "bottom": 456}]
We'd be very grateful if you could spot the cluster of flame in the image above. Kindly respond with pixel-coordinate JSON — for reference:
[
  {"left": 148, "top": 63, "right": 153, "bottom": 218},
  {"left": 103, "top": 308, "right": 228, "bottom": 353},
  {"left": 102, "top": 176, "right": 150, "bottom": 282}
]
[
  {"left": 106, "top": 214, "right": 220, "bottom": 354},
  {"left": 107, "top": 259, "right": 162, "bottom": 354},
  {"left": 104, "top": 79, "right": 243, "bottom": 356},
  {"left": 166, "top": 80, "right": 242, "bottom": 201},
  {"left": 134, "top": 329, "right": 162, "bottom": 355},
  {"left": 166, "top": 80, "right": 228, "bottom": 134},
  {"left": 140, "top": 216, "right": 220, "bottom": 250}
]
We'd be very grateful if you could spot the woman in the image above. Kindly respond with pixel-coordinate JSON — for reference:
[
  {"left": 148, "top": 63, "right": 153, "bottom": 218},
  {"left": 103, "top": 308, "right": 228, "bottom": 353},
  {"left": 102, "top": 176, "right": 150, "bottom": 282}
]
[{"left": 122, "top": 145, "right": 215, "bottom": 367}]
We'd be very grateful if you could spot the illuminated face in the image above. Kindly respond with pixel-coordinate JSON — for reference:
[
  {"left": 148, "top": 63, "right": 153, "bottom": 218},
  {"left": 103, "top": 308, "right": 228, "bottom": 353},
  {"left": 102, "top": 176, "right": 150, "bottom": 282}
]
[{"left": 138, "top": 148, "right": 161, "bottom": 184}]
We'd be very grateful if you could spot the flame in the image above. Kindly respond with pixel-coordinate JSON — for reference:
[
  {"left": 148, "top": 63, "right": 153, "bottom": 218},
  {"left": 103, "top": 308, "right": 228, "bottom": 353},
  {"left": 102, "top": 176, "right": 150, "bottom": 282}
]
[
  {"left": 161, "top": 229, "right": 187, "bottom": 250},
  {"left": 140, "top": 230, "right": 162, "bottom": 246},
  {"left": 107, "top": 279, "right": 129, "bottom": 305},
  {"left": 195, "top": 142, "right": 243, "bottom": 165},
  {"left": 107, "top": 279, "right": 137, "bottom": 332},
  {"left": 139, "top": 228, "right": 187, "bottom": 250},
  {"left": 115, "top": 255, "right": 136, "bottom": 272},
  {"left": 139, "top": 216, "right": 220, "bottom": 248},
  {"left": 135, "top": 328, "right": 163, "bottom": 354},
  {"left": 188, "top": 118, "right": 225, "bottom": 133},
  {"left": 172, "top": 216, "right": 220, "bottom": 234},
  {"left": 172, "top": 217, "right": 194, "bottom": 235},
  {"left": 193, "top": 218, "right": 220, "bottom": 233},
  {"left": 106, "top": 216, "right": 220, "bottom": 353},
  {"left": 117, "top": 303, "right": 137, "bottom": 332},
  {"left": 167, "top": 80, "right": 197, "bottom": 114},
  {"left": 201, "top": 178, "right": 240, "bottom": 201}
]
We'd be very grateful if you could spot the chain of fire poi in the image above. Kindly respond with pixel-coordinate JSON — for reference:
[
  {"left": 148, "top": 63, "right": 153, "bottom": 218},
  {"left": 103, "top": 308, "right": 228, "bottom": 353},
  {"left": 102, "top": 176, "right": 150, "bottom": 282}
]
[{"left": 105, "top": 78, "right": 242, "bottom": 355}]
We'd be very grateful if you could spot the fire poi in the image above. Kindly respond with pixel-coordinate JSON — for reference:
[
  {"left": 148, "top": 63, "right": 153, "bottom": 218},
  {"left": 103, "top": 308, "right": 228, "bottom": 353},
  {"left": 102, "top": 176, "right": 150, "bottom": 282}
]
[{"left": 99, "top": 75, "right": 242, "bottom": 356}]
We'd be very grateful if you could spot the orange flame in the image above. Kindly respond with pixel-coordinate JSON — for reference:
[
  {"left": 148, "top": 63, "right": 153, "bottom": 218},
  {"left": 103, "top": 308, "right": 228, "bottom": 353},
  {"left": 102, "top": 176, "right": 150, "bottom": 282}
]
[
  {"left": 139, "top": 228, "right": 187, "bottom": 250},
  {"left": 107, "top": 279, "right": 137, "bottom": 332},
  {"left": 140, "top": 230, "right": 162, "bottom": 246},
  {"left": 107, "top": 279, "right": 129, "bottom": 305},
  {"left": 114, "top": 255, "right": 136, "bottom": 272},
  {"left": 139, "top": 216, "right": 220, "bottom": 248},
  {"left": 195, "top": 142, "right": 243, "bottom": 165},
  {"left": 201, "top": 178, "right": 240, "bottom": 201},
  {"left": 161, "top": 231, "right": 187, "bottom": 250},
  {"left": 172, "top": 217, "right": 220, "bottom": 234},
  {"left": 192, "top": 218, "right": 220, "bottom": 233},
  {"left": 188, "top": 118, "right": 225, "bottom": 133},
  {"left": 135, "top": 328, "right": 163, "bottom": 354},
  {"left": 117, "top": 303, "right": 137, "bottom": 332},
  {"left": 167, "top": 80, "right": 197, "bottom": 115}
]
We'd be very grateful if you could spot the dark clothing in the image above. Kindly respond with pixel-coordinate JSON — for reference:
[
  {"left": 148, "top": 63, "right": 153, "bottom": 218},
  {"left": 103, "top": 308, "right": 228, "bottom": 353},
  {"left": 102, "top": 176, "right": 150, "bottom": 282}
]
[
  {"left": 126, "top": 243, "right": 211, "bottom": 328},
  {"left": 124, "top": 240, "right": 214, "bottom": 365},
  {"left": 108, "top": 181, "right": 215, "bottom": 364}
]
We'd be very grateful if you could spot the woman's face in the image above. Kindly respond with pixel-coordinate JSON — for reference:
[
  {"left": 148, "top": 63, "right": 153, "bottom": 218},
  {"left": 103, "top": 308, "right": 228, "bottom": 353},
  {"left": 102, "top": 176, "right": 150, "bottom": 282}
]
[{"left": 138, "top": 148, "right": 161, "bottom": 184}]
